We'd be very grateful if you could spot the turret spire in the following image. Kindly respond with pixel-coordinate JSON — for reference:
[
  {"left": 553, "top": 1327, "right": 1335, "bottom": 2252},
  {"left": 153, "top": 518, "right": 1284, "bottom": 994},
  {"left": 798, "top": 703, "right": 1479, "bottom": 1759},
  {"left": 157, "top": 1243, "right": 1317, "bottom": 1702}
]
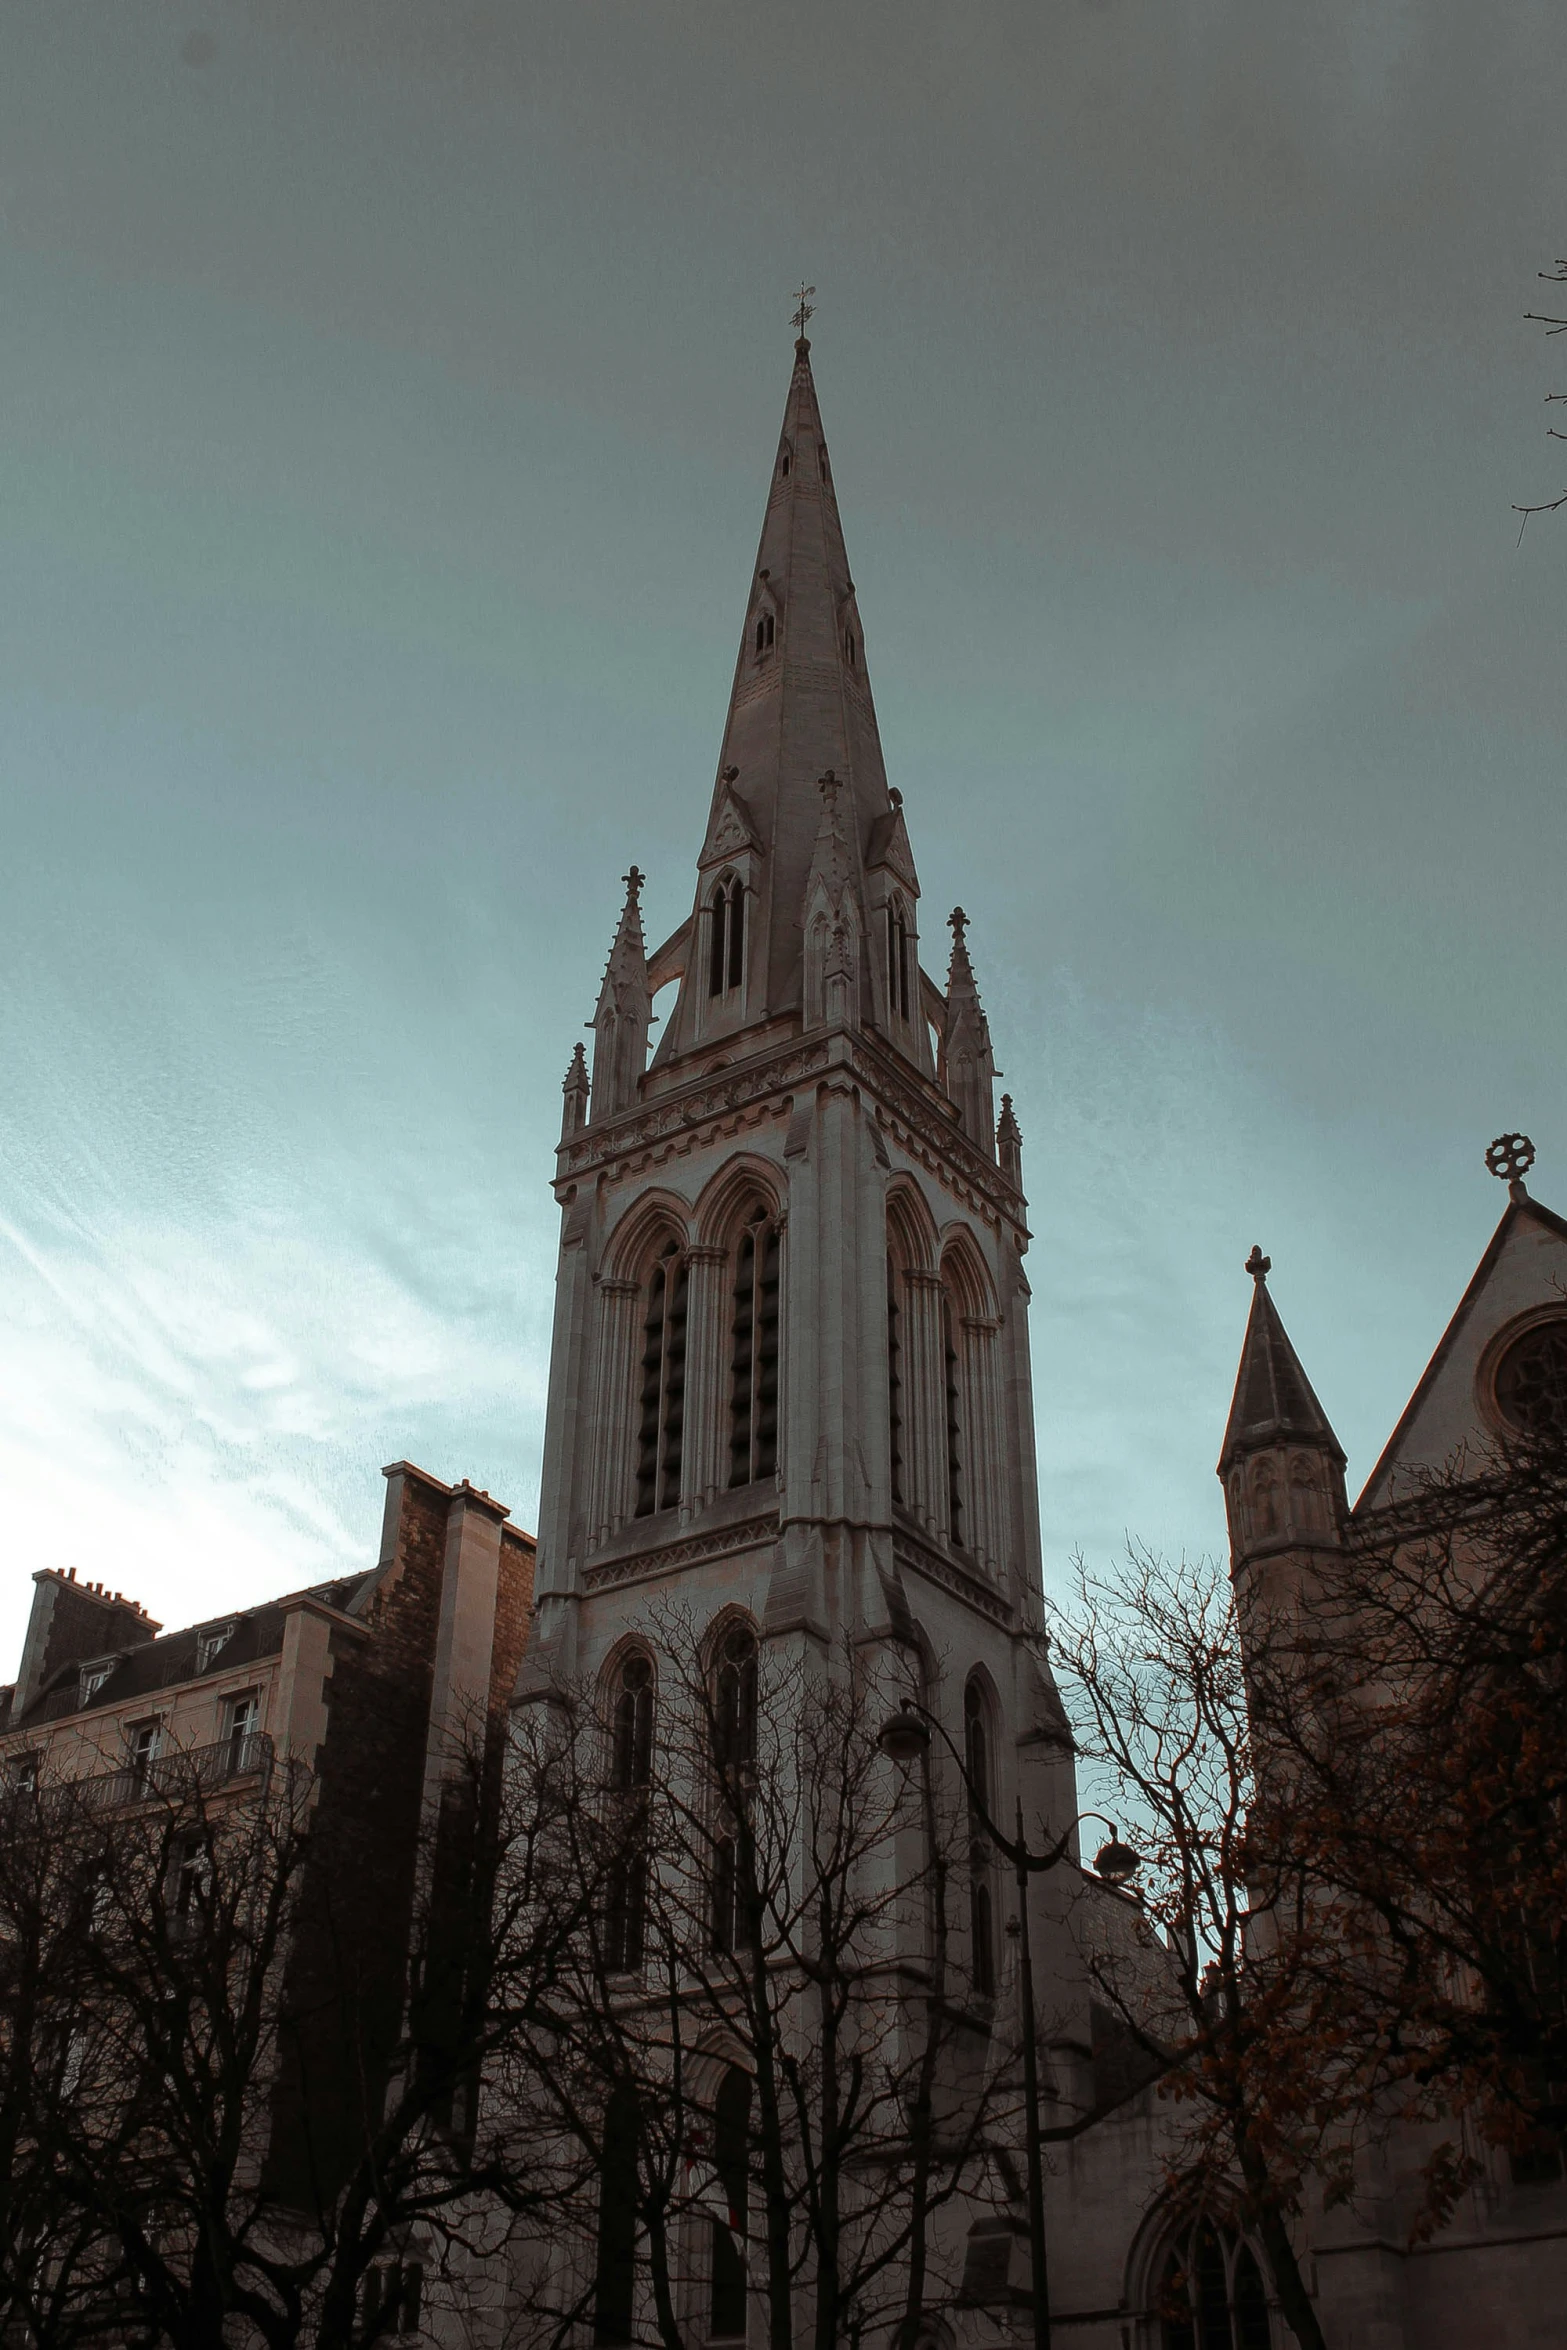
[
  {"left": 1219, "top": 1250, "right": 1345, "bottom": 1475},
  {"left": 589, "top": 867, "right": 651, "bottom": 1123},
  {"left": 942, "top": 908, "right": 998, "bottom": 1157}
]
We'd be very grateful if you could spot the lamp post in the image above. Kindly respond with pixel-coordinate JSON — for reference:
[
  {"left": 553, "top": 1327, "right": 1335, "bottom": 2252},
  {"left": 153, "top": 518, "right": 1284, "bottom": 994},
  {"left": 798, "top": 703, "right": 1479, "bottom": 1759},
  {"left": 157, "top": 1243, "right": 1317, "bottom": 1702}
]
[{"left": 877, "top": 1698, "right": 1140, "bottom": 2350}]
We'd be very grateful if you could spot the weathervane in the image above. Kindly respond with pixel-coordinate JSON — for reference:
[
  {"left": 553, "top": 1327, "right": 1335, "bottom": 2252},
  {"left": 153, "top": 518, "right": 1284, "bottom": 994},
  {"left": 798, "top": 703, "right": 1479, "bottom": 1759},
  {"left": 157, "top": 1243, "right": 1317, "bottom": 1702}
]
[
  {"left": 1485, "top": 1132, "right": 1536, "bottom": 1202},
  {"left": 791, "top": 282, "right": 816, "bottom": 339}
]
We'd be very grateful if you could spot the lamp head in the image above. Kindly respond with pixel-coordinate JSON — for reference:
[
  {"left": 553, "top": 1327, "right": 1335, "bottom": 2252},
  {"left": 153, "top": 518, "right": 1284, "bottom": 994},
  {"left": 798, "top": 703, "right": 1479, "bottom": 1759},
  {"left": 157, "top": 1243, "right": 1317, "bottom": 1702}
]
[
  {"left": 1093, "top": 1832, "right": 1143, "bottom": 1887},
  {"left": 876, "top": 1703, "right": 932, "bottom": 1766}
]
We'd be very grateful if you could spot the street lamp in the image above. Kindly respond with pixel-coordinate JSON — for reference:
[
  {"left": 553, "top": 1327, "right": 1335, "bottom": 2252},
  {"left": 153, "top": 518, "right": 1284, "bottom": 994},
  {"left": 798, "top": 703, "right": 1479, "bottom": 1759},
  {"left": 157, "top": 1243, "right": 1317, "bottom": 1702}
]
[{"left": 876, "top": 1698, "right": 1141, "bottom": 2350}]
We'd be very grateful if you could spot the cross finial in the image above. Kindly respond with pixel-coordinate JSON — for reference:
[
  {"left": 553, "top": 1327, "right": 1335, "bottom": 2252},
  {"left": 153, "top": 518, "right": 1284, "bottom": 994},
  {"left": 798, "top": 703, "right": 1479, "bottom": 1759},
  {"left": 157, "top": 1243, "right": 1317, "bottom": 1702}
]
[
  {"left": 1485, "top": 1132, "right": 1535, "bottom": 1202},
  {"left": 791, "top": 282, "right": 816, "bottom": 340},
  {"left": 1245, "top": 1245, "right": 1271, "bottom": 1284},
  {"left": 623, "top": 865, "right": 644, "bottom": 902},
  {"left": 949, "top": 906, "right": 968, "bottom": 939}
]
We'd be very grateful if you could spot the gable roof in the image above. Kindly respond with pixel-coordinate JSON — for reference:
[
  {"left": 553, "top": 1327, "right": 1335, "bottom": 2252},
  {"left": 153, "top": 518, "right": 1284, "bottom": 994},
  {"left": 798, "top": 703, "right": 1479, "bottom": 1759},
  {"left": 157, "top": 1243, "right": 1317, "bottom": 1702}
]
[{"left": 1356, "top": 1190, "right": 1567, "bottom": 1515}]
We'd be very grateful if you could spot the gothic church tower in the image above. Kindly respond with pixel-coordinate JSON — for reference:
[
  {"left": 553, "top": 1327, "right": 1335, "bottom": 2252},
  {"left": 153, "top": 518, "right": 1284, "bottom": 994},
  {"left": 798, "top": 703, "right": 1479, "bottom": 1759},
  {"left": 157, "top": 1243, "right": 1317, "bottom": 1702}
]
[{"left": 520, "top": 335, "right": 1072, "bottom": 1922}]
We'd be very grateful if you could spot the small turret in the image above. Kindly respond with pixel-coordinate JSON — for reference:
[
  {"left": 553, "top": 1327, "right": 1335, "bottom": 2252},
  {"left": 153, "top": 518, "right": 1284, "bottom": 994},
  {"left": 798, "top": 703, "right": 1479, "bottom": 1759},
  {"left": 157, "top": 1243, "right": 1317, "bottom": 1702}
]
[
  {"left": 561, "top": 1042, "right": 590, "bottom": 1140},
  {"left": 590, "top": 868, "right": 652, "bottom": 1123},
  {"left": 996, "top": 1093, "right": 1024, "bottom": 1190},
  {"left": 1219, "top": 1247, "right": 1347, "bottom": 1570},
  {"left": 942, "top": 909, "right": 997, "bottom": 1157}
]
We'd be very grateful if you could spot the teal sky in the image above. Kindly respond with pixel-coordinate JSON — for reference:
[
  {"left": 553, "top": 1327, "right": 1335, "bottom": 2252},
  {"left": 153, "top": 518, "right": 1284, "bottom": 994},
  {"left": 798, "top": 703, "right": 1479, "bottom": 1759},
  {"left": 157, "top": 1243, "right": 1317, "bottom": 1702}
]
[{"left": 3, "top": 0, "right": 1565, "bottom": 1664}]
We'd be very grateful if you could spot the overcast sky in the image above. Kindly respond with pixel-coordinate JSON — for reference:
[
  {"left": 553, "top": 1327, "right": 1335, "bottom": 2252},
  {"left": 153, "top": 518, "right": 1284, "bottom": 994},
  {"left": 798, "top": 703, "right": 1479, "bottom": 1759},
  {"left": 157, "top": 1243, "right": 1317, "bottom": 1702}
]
[{"left": 2, "top": 0, "right": 1565, "bottom": 1666}]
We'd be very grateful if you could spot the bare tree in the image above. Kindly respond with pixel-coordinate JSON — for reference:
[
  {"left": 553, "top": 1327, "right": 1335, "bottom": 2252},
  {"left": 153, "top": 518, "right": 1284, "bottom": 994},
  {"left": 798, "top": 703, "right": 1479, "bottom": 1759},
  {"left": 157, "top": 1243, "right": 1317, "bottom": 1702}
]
[
  {"left": 505, "top": 1623, "right": 1009, "bottom": 2350},
  {"left": 0, "top": 1724, "right": 592, "bottom": 2350}
]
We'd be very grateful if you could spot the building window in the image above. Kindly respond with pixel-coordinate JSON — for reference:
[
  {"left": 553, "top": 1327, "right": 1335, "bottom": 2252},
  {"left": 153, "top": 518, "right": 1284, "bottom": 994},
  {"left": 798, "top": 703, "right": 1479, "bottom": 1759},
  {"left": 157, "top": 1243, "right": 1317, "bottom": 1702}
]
[
  {"left": 710, "top": 1625, "right": 758, "bottom": 1954},
  {"left": 754, "top": 609, "right": 775, "bottom": 657},
  {"left": 779, "top": 445, "right": 791, "bottom": 478},
  {"left": 886, "top": 902, "right": 911, "bottom": 1021},
  {"left": 78, "top": 1661, "right": 113, "bottom": 1709},
  {"left": 9, "top": 1752, "right": 39, "bottom": 1796},
  {"left": 593, "top": 2086, "right": 640, "bottom": 2345},
  {"left": 223, "top": 1691, "right": 260, "bottom": 1776},
  {"left": 1157, "top": 2220, "right": 1271, "bottom": 2350},
  {"left": 708, "top": 879, "right": 746, "bottom": 998},
  {"left": 195, "top": 1623, "right": 234, "bottom": 1673},
  {"left": 709, "top": 2066, "right": 752, "bottom": 2338},
  {"left": 729, "top": 1209, "right": 781, "bottom": 1488},
  {"left": 845, "top": 627, "right": 857, "bottom": 668},
  {"left": 634, "top": 1243, "right": 688, "bottom": 1517},
  {"left": 604, "top": 1653, "right": 654, "bottom": 1975},
  {"left": 964, "top": 1679, "right": 995, "bottom": 1998},
  {"left": 360, "top": 2260, "right": 424, "bottom": 2339},
  {"left": 887, "top": 1259, "right": 904, "bottom": 1506},
  {"left": 171, "top": 1832, "right": 212, "bottom": 1927},
  {"left": 943, "top": 1295, "right": 966, "bottom": 1549},
  {"left": 127, "top": 1719, "right": 163, "bottom": 1799},
  {"left": 1493, "top": 1316, "right": 1567, "bottom": 1434}
]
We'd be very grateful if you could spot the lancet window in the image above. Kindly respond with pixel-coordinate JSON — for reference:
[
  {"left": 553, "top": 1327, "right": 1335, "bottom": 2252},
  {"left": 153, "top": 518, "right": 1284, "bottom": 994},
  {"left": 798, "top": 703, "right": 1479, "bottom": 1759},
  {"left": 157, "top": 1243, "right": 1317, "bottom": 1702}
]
[
  {"left": 754, "top": 609, "right": 776, "bottom": 656},
  {"left": 729, "top": 1206, "right": 781, "bottom": 1488},
  {"left": 943, "top": 1293, "right": 966, "bottom": 1550},
  {"left": 709, "top": 1623, "right": 758, "bottom": 1954},
  {"left": 886, "top": 900, "right": 912, "bottom": 1022},
  {"left": 603, "top": 1651, "right": 654, "bottom": 1975},
  {"left": 887, "top": 1257, "right": 904, "bottom": 1506},
  {"left": 964, "top": 1676, "right": 996, "bottom": 1998},
  {"left": 592, "top": 2083, "right": 640, "bottom": 2345},
  {"left": 635, "top": 1242, "right": 688, "bottom": 1517},
  {"left": 708, "top": 878, "right": 746, "bottom": 998},
  {"left": 708, "top": 2066, "right": 752, "bottom": 2338},
  {"left": 1155, "top": 2219, "right": 1271, "bottom": 2350}
]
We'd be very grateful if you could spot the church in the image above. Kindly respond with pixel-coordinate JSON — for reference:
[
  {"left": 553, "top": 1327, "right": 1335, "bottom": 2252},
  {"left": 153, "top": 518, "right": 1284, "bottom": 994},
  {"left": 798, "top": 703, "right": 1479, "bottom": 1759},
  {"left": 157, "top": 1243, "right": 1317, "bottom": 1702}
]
[{"left": 507, "top": 326, "right": 1567, "bottom": 2347}]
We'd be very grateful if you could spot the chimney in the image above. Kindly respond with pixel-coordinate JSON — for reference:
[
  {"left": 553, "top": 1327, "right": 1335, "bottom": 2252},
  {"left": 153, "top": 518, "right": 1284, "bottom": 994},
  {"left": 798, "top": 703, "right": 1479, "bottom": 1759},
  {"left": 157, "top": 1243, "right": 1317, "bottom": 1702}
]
[{"left": 8, "top": 1569, "right": 161, "bottom": 1727}]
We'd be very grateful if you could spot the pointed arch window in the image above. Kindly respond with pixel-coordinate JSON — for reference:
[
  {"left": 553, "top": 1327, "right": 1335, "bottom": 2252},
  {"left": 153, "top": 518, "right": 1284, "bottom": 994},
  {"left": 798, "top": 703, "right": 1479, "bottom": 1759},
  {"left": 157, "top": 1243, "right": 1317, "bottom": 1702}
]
[
  {"left": 593, "top": 2084, "right": 641, "bottom": 2345},
  {"left": 844, "top": 627, "right": 857, "bottom": 668},
  {"left": 708, "top": 879, "right": 746, "bottom": 999},
  {"left": 603, "top": 1651, "right": 654, "bottom": 1975},
  {"left": 886, "top": 901, "right": 912, "bottom": 1021},
  {"left": 754, "top": 609, "right": 776, "bottom": 657},
  {"left": 964, "top": 1677, "right": 996, "bottom": 1998},
  {"left": 1156, "top": 2219, "right": 1271, "bottom": 2350},
  {"left": 887, "top": 1256, "right": 904, "bottom": 1506},
  {"left": 708, "top": 2066, "right": 752, "bottom": 2338},
  {"left": 729, "top": 1207, "right": 781, "bottom": 1488},
  {"left": 710, "top": 1624, "right": 758, "bottom": 1954},
  {"left": 943, "top": 1292, "right": 966, "bottom": 1550},
  {"left": 635, "top": 1243, "right": 688, "bottom": 1517}
]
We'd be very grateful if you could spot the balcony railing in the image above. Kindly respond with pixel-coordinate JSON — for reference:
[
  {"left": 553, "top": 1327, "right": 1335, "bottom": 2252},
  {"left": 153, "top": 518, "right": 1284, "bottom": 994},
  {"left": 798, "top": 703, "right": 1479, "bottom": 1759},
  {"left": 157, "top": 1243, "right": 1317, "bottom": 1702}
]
[{"left": 76, "top": 1732, "right": 274, "bottom": 1813}]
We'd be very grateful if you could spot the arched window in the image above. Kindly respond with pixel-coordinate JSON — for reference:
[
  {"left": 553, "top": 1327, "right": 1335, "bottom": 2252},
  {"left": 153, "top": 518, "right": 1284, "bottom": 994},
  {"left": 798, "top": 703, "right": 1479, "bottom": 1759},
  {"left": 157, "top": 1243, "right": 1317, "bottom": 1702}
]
[
  {"left": 603, "top": 1653, "right": 654, "bottom": 1974},
  {"left": 964, "top": 1677, "right": 996, "bottom": 1998},
  {"left": 1157, "top": 2219, "right": 1272, "bottom": 2350},
  {"left": 710, "top": 1625, "right": 758, "bottom": 1954},
  {"left": 635, "top": 1242, "right": 688, "bottom": 1517},
  {"left": 844, "top": 627, "right": 857, "bottom": 668},
  {"left": 886, "top": 902, "right": 911, "bottom": 1021},
  {"left": 779, "top": 444, "right": 791, "bottom": 478},
  {"left": 593, "top": 2084, "right": 640, "bottom": 2345},
  {"left": 729, "top": 1207, "right": 781, "bottom": 1488},
  {"left": 887, "top": 1257, "right": 904, "bottom": 1506},
  {"left": 709, "top": 2066, "right": 752, "bottom": 2338},
  {"left": 943, "top": 1294, "right": 966, "bottom": 1549},
  {"left": 754, "top": 609, "right": 776, "bottom": 657},
  {"left": 708, "top": 880, "right": 746, "bottom": 998}
]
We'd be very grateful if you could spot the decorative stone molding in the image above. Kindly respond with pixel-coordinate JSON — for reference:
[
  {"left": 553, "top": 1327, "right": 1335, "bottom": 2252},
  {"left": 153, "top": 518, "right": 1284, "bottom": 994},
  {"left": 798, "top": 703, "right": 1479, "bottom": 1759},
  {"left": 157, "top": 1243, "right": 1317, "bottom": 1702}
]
[
  {"left": 892, "top": 1528, "right": 1013, "bottom": 1626},
  {"left": 556, "top": 1041, "right": 832, "bottom": 1188},
  {"left": 583, "top": 1511, "right": 779, "bottom": 1592}
]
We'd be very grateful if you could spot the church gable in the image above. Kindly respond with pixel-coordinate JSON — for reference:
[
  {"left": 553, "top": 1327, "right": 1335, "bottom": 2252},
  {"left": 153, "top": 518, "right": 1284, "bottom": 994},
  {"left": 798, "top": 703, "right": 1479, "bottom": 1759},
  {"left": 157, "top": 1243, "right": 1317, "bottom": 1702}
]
[
  {"left": 1356, "top": 1193, "right": 1567, "bottom": 1512},
  {"left": 699, "top": 775, "right": 762, "bottom": 872}
]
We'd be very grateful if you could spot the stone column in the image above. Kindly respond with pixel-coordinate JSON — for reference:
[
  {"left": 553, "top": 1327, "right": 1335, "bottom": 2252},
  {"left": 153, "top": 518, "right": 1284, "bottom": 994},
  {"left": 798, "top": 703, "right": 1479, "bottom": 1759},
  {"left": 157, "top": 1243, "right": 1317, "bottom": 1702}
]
[
  {"left": 902, "top": 1271, "right": 946, "bottom": 1538},
  {"left": 587, "top": 1279, "right": 643, "bottom": 1547},
  {"left": 681, "top": 1244, "right": 732, "bottom": 1517}
]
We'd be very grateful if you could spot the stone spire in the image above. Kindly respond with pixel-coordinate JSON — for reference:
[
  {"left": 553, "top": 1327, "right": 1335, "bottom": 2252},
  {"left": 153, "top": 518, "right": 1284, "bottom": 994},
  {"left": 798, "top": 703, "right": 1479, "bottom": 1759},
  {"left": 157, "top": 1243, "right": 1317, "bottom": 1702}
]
[
  {"left": 1219, "top": 1248, "right": 1347, "bottom": 1565},
  {"left": 560, "top": 1041, "right": 590, "bottom": 1139},
  {"left": 942, "top": 908, "right": 997, "bottom": 1156},
  {"left": 658, "top": 335, "right": 894, "bottom": 1055},
  {"left": 996, "top": 1093, "right": 1024, "bottom": 1190},
  {"left": 589, "top": 868, "right": 651, "bottom": 1123}
]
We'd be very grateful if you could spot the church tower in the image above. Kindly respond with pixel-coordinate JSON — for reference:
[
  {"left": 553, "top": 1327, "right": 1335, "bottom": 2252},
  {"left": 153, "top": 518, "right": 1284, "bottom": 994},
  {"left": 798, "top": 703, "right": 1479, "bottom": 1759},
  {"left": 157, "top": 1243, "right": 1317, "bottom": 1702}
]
[{"left": 519, "top": 331, "right": 1072, "bottom": 1954}]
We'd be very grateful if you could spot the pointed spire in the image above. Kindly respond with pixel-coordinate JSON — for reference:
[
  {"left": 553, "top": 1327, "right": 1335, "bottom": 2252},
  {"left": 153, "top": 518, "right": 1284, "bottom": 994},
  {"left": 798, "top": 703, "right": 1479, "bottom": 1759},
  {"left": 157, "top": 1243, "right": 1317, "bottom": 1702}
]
[
  {"left": 942, "top": 908, "right": 998, "bottom": 1157},
  {"left": 660, "top": 335, "right": 894, "bottom": 1056},
  {"left": 561, "top": 1041, "right": 590, "bottom": 1140},
  {"left": 1218, "top": 1249, "right": 1345, "bottom": 1476},
  {"left": 589, "top": 868, "right": 651, "bottom": 1124},
  {"left": 997, "top": 1094, "right": 1023, "bottom": 1189}
]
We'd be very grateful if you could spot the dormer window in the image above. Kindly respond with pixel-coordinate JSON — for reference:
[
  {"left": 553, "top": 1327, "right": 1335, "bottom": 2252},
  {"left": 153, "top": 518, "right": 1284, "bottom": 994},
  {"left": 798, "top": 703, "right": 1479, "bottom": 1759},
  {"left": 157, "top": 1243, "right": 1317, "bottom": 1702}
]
[
  {"left": 779, "top": 445, "right": 791, "bottom": 478},
  {"left": 845, "top": 629, "right": 857, "bottom": 668},
  {"left": 754, "top": 609, "right": 775, "bottom": 657},
  {"left": 708, "top": 878, "right": 745, "bottom": 999},
  {"left": 818, "top": 446, "right": 829, "bottom": 480},
  {"left": 78, "top": 1661, "right": 113, "bottom": 1709},
  {"left": 196, "top": 1623, "right": 235, "bottom": 1674}
]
